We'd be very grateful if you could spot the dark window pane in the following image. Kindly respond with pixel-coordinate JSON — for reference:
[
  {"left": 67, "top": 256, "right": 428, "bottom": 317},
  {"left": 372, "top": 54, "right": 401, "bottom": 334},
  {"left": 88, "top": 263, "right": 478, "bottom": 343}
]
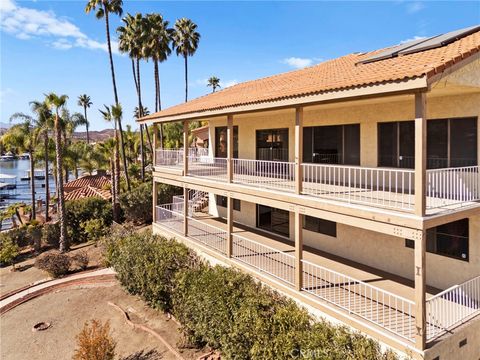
[
  {"left": 427, "top": 219, "right": 469, "bottom": 261},
  {"left": 313, "top": 125, "right": 342, "bottom": 164},
  {"left": 215, "top": 196, "right": 240, "bottom": 211},
  {"left": 303, "top": 127, "right": 313, "bottom": 163},
  {"left": 257, "top": 205, "right": 289, "bottom": 237},
  {"left": 450, "top": 118, "right": 477, "bottom": 167},
  {"left": 256, "top": 129, "right": 289, "bottom": 161},
  {"left": 344, "top": 124, "right": 360, "bottom": 165},
  {"left": 233, "top": 199, "right": 241, "bottom": 211},
  {"left": 303, "top": 216, "right": 337, "bottom": 237},
  {"left": 427, "top": 119, "right": 448, "bottom": 169},
  {"left": 378, "top": 122, "right": 398, "bottom": 167},
  {"left": 399, "top": 121, "right": 415, "bottom": 169},
  {"left": 405, "top": 239, "right": 415, "bottom": 249},
  {"left": 215, "top": 126, "right": 238, "bottom": 158}
]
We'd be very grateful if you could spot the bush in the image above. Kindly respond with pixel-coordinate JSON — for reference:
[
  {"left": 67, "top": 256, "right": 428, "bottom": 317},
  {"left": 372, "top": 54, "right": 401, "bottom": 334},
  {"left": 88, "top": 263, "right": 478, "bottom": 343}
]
[
  {"left": 35, "top": 251, "right": 71, "bottom": 277},
  {"left": 81, "top": 219, "right": 107, "bottom": 243},
  {"left": 0, "top": 226, "right": 29, "bottom": 248},
  {"left": 42, "top": 222, "right": 60, "bottom": 248},
  {"left": 73, "top": 319, "right": 116, "bottom": 360},
  {"left": 104, "top": 230, "right": 196, "bottom": 311},
  {"left": 66, "top": 198, "right": 113, "bottom": 244},
  {"left": 27, "top": 220, "right": 43, "bottom": 252},
  {"left": 0, "top": 237, "right": 20, "bottom": 268},
  {"left": 72, "top": 250, "right": 89, "bottom": 270}
]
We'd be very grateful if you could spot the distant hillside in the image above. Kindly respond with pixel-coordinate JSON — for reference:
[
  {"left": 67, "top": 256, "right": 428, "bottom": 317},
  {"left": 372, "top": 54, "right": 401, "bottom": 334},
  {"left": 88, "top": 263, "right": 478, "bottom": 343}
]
[{"left": 73, "top": 129, "right": 115, "bottom": 142}]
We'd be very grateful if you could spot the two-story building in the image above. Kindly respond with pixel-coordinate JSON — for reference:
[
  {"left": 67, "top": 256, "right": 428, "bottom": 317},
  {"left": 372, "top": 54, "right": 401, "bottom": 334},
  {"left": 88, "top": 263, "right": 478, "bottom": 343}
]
[{"left": 140, "top": 26, "right": 480, "bottom": 360}]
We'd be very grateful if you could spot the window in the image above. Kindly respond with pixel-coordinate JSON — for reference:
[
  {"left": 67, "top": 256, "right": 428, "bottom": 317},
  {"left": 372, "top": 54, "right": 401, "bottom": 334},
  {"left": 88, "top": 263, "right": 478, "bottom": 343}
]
[
  {"left": 405, "top": 219, "right": 469, "bottom": 261},
  {"left": 303, "top": 216, "right": 337, "bottom": 237},
  {"left": 215, "top": 126, "right": 238, "bottom": 158},
  {"left": 378, "top": 121, "right": 415, "bottom": 168},
  {"left": 256, "top": 128, "right": 289, "bottom": 161},
  {"left": 303, "top": 124, "right": 360, "bottom": 165},
  {"left": 216, "top": 195, "right": 240, "bottom": 211},
  {"left": 256, "top": 205, "right": 289, "bottom": 237}
]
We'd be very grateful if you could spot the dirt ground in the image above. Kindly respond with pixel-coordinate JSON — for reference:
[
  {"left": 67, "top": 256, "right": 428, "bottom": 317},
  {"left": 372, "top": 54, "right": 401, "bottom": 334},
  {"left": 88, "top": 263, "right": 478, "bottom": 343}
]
[
  {"left": 0, "top": 243, "right": 105, "bottom": 295},
  {"left": 0, "top": 283, "right": 205, "bottom": 360}
]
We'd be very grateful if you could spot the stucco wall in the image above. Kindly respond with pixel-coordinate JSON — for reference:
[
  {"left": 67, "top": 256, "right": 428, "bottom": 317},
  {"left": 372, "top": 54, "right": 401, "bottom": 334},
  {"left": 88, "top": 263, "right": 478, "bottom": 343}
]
[{"left": 210, "top": 198, "right": 480, "bottom": 290}]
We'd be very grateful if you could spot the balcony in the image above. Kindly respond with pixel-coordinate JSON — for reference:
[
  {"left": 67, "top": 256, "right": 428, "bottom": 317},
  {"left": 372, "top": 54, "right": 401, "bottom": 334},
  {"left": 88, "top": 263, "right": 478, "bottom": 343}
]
[
  {"left": 154, "top": 149, "right": 480, "bottom": 215},
  {"left": 154, "top": 205, "right": 480, "bottom": 346}
]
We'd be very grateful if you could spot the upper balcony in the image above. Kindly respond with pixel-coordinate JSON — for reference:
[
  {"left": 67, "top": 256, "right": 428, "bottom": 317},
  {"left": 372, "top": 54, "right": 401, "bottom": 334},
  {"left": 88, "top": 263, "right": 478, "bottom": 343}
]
[{"left": 154, "top": 148, "right": 480, "bottom": 217}]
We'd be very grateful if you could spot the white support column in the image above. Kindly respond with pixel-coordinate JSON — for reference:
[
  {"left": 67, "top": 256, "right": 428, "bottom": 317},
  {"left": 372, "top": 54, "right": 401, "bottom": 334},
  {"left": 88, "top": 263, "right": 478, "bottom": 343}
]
[
  {"left": 295, "top": 107, "right": 303, "bottom": 194},
  {"left": 153, "top": 123, "right": 158, "bottom": 166},
  {"left": 295, "top": 210, "right": 303, "bottom": 291},
  {"left": 183, "top": 186, "right": 188, "bottom": 236},
  {"left": 152, "top": 181, "right": 158, "bottom": 224},
  {"left": 183, "top": 121, "right": 189, "bottom": 176},
  {"left": 414, "top": 230, "right": 427, "bottom": 350},
  {"left": 415, "top": 92, "right": 427, "bottom": 216},
  {"left": 227, "top": 115, "right": 234, "bottom": 183},
  {"left": 227, "top": 195, "right": 233, "bottom": 257}
]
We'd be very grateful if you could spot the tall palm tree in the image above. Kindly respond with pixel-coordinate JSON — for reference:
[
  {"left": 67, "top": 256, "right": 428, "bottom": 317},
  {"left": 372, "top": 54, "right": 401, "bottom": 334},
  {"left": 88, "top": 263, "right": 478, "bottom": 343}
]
[
  {"left": 85, "top": 0, "right": 131, "bottom": 191},
  {"left": 30, "top": 100, "right": 53, "bottom": 221},
  {"left": 77, "top": 94, "right": 92, "bottom": 143},
  {"left": 172, "top": 18, "right": 200, "bottom": 102},
  {"left": 207, "top": 76, "right": 221, "bottom": 93},
  {"left": 2, "top": 118, "right": 39, "bottom": 221},
  {"left": 44, "top": 92, "right": 69, "bottom": 252}
]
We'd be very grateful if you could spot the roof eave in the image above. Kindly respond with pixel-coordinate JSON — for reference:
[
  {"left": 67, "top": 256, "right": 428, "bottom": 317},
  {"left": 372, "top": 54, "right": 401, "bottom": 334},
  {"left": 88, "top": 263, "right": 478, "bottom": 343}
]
[{"left": 138, "top": 77, "right": 428, "bottom": 124}]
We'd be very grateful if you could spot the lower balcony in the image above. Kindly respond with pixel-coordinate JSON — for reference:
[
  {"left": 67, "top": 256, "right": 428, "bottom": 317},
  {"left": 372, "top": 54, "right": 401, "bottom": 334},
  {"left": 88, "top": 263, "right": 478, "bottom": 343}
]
[
  {"left": 154, "top": 203, "right": 480, "bottom": 350},
  {"left": 154, "top": 150, "right": 480, "bottom": 215}
]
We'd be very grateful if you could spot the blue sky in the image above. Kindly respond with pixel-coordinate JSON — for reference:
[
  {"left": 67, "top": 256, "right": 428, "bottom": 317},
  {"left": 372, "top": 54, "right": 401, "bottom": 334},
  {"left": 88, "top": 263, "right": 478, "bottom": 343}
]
[{"left": 1, "top": 0, "right": 479, "bottom": 131}]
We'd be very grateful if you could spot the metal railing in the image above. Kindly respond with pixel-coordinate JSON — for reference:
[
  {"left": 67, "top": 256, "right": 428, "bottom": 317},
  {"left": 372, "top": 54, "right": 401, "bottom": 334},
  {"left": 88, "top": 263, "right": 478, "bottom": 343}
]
[
  {"left": 426, "top": 166, "right": 480, "bottom": 209},
  {"left": 426, "top": 276, "right": 480, "bottom": 341},
  {"left": 187, "top": 217, "right": 227, "bottom": 255},
  {"left": 233, "top": 158, "right": 295, "bottom": 192},
  {"left": 302, "top": 259, "right": 415, "bottom": 341},
  {"left": 302, "top": 163, "right": 415, "bottom": 211},
  {"left": 187, "top": 156, "right": 228, "bottom": 182},
  {"left": 232, "top": 233, "right": 296, "bottom": 285},
  {"left": 155, "top": 149, "right": 184, "bottom": 167},
  {"left": 155, "top": 205, "right": 184, "bottom": 233}
]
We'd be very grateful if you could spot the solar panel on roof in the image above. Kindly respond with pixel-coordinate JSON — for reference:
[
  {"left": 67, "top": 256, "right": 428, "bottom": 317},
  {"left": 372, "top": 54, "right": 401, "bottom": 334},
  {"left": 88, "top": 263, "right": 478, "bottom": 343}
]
[{"left": 397, "top": 25, "right": 480, "bottom": 55}]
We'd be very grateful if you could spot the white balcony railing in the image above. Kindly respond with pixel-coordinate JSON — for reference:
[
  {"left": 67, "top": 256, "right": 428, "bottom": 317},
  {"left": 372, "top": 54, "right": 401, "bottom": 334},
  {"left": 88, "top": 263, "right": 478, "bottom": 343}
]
[
  {"left": 302, "top": 259, "right": 415, "bottom": 341},
  {"left": 187, "top": 217, "right": 228, "bottom": 255},
  {"left": 426, "top": 166, "right": 480, "bottom": 209},
  {"left": 187, "top": 156, "right": 228, "bottom": 182},
  {"left": 302, "top": 163, "right": 415, "bottom": 211},
  {"left": 155, "top": 205, "right": 184, "bottom": 233},
  {"left": 232, "top": 233, "right": 296, "bottom": 285},
  {"left": 155, "top": 148, "right": 209, "bottom": 167},
  {"left": 426, "top": 276, "right": 480, "bottom": 341},
  {"left": 233, "top": 159, "right": 295, "bottom": 192}
]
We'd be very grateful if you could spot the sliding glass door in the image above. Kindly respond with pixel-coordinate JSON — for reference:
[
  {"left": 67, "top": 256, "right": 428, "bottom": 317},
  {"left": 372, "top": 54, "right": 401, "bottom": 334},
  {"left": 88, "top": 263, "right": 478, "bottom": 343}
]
[
  {"left": 215, "top": 126, "right": 238, "bottom": 158},
  {"left": 256, "top": 128, "right": 289, "bottom": 162},
  {"left": 378, "top": 121, "right": 415, "bottom": 168},
  {"left": 256, "top": 205, "right": 290, "bottom": 237}
]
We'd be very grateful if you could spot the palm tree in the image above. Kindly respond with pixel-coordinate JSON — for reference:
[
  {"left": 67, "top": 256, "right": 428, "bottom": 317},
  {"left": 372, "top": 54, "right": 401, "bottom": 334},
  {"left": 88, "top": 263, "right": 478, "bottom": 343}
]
[
  {"left": 207, "top": 76, "right": 221, "bottom": 93},
  {"left": 172, "top": 18, "right": 200, "bottom": 102},
  {"left": 2, "top": 118, "right": 39, "bottom": 221},
  {"left": 44, "top": 92, "right": 69, "bottom": 252},
  {"left": 77, "top": 94, "right": 92, "bottom": 143},
  {"left": 85, "top": 0, "right": 131, "bottom": 191}
]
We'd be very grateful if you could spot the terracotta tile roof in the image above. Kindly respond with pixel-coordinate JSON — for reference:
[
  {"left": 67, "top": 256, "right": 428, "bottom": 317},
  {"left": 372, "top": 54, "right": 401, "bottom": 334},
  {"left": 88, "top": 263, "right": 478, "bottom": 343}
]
[
  {"left": 142, "top": 29, "right": 480, "bottom": 121},
  {"left": 64, "top": 175, "right": 111, "bottom": 192},
  {"left": 64, "top": 185, "right": 112, "bottom": 201}
]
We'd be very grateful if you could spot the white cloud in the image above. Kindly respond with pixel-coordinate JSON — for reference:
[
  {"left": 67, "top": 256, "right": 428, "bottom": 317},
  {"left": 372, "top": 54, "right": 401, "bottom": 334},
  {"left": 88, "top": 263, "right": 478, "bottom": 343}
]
[
  {"left": 399, "top": 35, "right": 427, "bottom": 44},
  {"left": 0, "top": 0, "right": 120, "bottom": 55},
  {"left": 406, "top": 1, "right": 425, "bottom": 13},
  {"left": 282, "top": 57, "right": 313, "bottom": 69},
  {"left": 221, "top": 80, "right": 238, "bottom": 88}
]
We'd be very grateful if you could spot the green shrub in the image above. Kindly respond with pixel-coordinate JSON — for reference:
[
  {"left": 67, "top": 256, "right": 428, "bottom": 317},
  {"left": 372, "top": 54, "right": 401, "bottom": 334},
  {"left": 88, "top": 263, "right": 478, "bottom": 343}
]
[
  {"left": 35, "top": 251, "right": 71, "bottom": 277},
  {"left": 66, "top": 198, "right": 113, "bottom": 244},
  {"left": 42, "top": 222, "right": 60, "bottom": 248},
  {"left": 81, "top": 218, "right": 107, "bottom": 243},
  {"left": 0, "top": 236, "right": 20, "bottom": 268},
  {"left": 0, "top": 226, "right": 29, "bottom": 247},
  {"left": 104, "top": 230, "right": 196, "bottom": 311},
  {"left": 119, "top": 182, "right": 152, "bottom": 224}
]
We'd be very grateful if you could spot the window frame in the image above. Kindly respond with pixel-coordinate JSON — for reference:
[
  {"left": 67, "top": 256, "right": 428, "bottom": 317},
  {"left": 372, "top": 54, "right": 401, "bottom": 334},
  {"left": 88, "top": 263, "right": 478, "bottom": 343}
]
[
  {"left": 303, "top": 215, "right": 337, "bottom": 238},
  {"left": 215, "top": 195, "right": 241, "bottom": 211}
]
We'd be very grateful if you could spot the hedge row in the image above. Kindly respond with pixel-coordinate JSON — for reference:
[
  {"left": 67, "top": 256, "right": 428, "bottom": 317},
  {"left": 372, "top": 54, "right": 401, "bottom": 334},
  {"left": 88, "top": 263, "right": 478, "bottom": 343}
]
[{"left": 105, "top": 231, "right": 398, "bottom": 360}]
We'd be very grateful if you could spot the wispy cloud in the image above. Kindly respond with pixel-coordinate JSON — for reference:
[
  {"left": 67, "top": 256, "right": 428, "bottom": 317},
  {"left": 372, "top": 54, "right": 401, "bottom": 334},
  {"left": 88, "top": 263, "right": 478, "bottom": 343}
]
[
  {"left": 406, "top": 1, "right": 425, "bottom": 13},
  {"left": 282, "top": 57, "right": 313, "bottom": 69},
  {"left": 399, "top": 35, "right": 427, "bottom": 44},
  {"left": 0, "top": 0, "right": 120, "bottom": 54}
]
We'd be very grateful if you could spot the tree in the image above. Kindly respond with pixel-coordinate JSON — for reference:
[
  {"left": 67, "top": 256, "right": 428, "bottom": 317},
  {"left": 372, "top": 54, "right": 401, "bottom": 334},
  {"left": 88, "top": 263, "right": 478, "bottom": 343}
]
[
  {"left": 77, "top": 94, "right": 92, "bottom": 143},
  {"left": 172, "top": 18, "right": 200, "bottom": 103},
  {"left": 44, "top": 92, "right": 69, "bottom": 252},
  {"left": 85, "top": 0, "right": 131, "bottom": 191},
  {"left": 207, "top": 76, "right": 221, "bottom": 93},
  {"left": 4, "top": 116, "right": 40, "bottom": 221}
]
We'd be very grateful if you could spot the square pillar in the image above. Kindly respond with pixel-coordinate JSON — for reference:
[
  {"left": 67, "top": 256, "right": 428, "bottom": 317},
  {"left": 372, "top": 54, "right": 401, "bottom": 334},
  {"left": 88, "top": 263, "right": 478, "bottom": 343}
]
[
  {"left": 183, "top": 121, "right": 189, "bottom": 176},
  {"left": 227, "top": 115, "right": 234, "bottom": 183},
  {"left": 415, "top": 92, "right": 427, "bottom": 216},
  {"left": 183, "top": 186, "right": 189, "bottom": 236},
  {"left": 295, "top": 107, "right": 303, "bottom": 194},
  {"left": 294, "top": 210, "right": 303, "bottom": 291},
  {"left": 152, "top": 181, "right": 158, "bottom": 223},
  {"left": 227, "top": 195, "right": 233, "bottom": 257},
  {"left": 153, "top": 123, "right": 159, "bottom": 166},
  {"left": 414, "top": 230, "right": 427, "bottom": 350}
]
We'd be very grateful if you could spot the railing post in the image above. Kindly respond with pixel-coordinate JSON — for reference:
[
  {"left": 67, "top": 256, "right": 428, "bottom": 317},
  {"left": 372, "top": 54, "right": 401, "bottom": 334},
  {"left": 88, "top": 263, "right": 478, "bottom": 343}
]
[
  {"left": 152, "top": 181, "right": 158, "bottom": 223},
  {"left": 183, "top": 186, "right": 188, "bottom": 236},
  {"left": 295, "top": 107, "right": 303, "bottom": 194},
  {"left": 227, "top": 115, "right": 233, "bottom": 183},
  {"left": 227, "top": 195, "right": 233, "bottom": 257},
  {"left": 414, "top": 230, "right": 427, "bottom": 350},
  {"left": 415, "top": 92, "right": 427, "bottom": 216},
  {"left": 183, "top": 120, "right": 189, "bottom": 176},
  {"left": 295, "top": 210, "right": 303, "bottom": 291}
]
